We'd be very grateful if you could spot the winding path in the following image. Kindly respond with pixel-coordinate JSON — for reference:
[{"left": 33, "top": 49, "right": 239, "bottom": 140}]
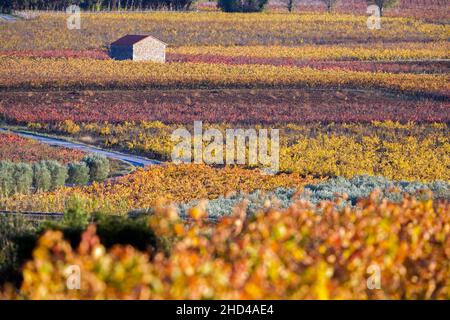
[
  {"left": 0, "top": 14, "right": 18, "bottom": 22},
  {"left": 0, "top": 128, "right": 162, "bottom": 167}
]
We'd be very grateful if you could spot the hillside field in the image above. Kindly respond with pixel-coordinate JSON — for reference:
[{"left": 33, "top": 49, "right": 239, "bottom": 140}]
[{"left": 0, "top": 4, "right": 449, "bottom": 300}]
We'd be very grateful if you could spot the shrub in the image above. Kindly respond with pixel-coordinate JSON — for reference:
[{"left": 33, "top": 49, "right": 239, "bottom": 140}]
[
  {"left": 95, "top": 215, "right": 158, "bottom": 252},
  {"left": 32, "top": 162, "right": 52, "bottom": 192},
  {"left": 217, "top": 0, "right": 268, "bottom": 12},
  {"left": 82, "top": 154, "right": 110, "bottom": 183},
  {"left": 67, "top": 162, "right": 90, "bottom": 185},
  {"left": 59, "top": 119, "right": 80, "bottom": 135},
  {"left": 176, "top": 175, "right": 450, "bottom": 218},
  {"left": 0, "top": 200, "right": 158, "bottom": 286},
  {"left": 12, "top": 163, "right": 33, "bottom": 194},
  {"left": 61, "top": 196, "right": 90, "bottom": 229},
  {"left": 43, "top": 160, "right": 68, "bottom": 190},
  {"left": 0, "top": 215, "right": 36, "bottom": 286}
]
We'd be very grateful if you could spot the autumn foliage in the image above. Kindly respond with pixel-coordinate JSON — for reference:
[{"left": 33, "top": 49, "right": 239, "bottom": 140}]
[
  {"left": 0, "top": 164, "right": 316, "bottom": 214},
  {"left": 0, "top": 7, "right": 448, "bottom": 301},
  {"left": 2, "top": 58, "right": 448, "bottom": 97},
  {"left": 0, "top": 132, "right": 84, "bottom": 164},
  {"left": 0, "top": 12, "right": 447, "bottom": 51},
  {"left": 27, "top": 121, "right": 449, "bottom": 182},
  {"left": 2, "top": 194, "right": 449, "bottom": 299},
  {"left": 2, "top": 90, "right": 448, "bottom": 124}
]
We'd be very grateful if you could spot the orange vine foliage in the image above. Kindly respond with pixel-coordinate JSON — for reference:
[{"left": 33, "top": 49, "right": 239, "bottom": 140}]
[
  {"left": 0, "top": 164, "right": 316, "bottom": 213},
  {"left": 2, "top": 58, "right": 448, "bottom": 97},
  {"left": 3, "top": 195, "right": 449, "bottom": 299}
]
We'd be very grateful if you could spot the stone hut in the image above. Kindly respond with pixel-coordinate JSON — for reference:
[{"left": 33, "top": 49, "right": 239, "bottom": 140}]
[{"left": 109, "top": 35, "right": 166, "bottom": 62}]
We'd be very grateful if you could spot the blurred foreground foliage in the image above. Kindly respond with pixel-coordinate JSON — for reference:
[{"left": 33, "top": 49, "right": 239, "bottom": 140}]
[{"left": 1, "top": 193, "right": 449, "bottom": 299}]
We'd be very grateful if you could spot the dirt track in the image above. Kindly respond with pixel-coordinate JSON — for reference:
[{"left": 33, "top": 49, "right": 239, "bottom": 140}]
[{"left": 0, "top": 128, "right": 161, "bottom": 167}]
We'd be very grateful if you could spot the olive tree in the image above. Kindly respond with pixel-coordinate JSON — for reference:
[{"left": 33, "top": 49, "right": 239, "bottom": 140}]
[
  {"left": 83, "top": 154, "right": 110, "bottom": 183},
  {"left": 67, "top": 162, "right": 90, "bottom": 186},
  {"left": 43, "top": 160, "right": 68, "bottom": 190},
  {"left": 33, "top": 162, "right": 52, "bottom": 192},
  {"left": 12, "top": 163, "right": 33, "bottom": 195},
  {"left": 0, "top": 161, "right": 14, "bottom": 196}
]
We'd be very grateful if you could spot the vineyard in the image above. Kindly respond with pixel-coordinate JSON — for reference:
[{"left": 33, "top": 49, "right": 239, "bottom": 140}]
[
  {"left": 0, "top": 132, "right": 84, "bottom": 164},
  {"left": 0, "top": 164, "right": 316, "bottom": 213},
  {"left": 2, "top": 196, "right": 450, "bottom": 299},
  {"left": 0, "top": 6, "right": 449, "bottom": 300},
  {"left": 2, "top": 90, "right": 449, "bottom": 123},
  {"left": 9, "top": 121, "right": 448, "bottom": 181},
  {"left": 2, "top": 58, "right": 449, "bottom": 97},
  {"left": 0, "top": 12, "right": 448, "bottom": 50}
]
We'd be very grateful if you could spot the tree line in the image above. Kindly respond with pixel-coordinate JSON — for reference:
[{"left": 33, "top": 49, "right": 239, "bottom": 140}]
[
  {"left": 287, "top": 0, "right": 400, "bottom": 15},
  {"left": 0, "top": 0, "right": 402, "bottom": 14},
  {"left": 0, "top": 0, "right": 193, "bottom": 13},
  {"left": 216, "top": 0, "right": 400, "bottom": 14},
  {"left": 0, "top": 154, "right": 110, "bottom": 196}
]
